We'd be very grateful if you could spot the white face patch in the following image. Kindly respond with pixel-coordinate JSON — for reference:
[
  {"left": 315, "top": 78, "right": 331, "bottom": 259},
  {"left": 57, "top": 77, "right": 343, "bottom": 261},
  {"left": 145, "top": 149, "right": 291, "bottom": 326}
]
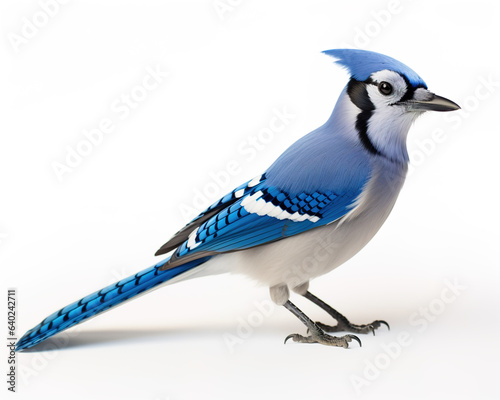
[
  {"left": 366, "top": 70, "right": 408, "bottom": 107},
  {"left": 363, "top": 70, "right": 423, "bottom": 162}
]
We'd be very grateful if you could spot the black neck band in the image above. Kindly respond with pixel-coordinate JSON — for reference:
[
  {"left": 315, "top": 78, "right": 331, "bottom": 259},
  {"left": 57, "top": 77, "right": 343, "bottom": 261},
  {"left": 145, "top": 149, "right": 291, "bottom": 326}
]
[{"left": 346, "top": 78, "right": 381, "bottom": 157}]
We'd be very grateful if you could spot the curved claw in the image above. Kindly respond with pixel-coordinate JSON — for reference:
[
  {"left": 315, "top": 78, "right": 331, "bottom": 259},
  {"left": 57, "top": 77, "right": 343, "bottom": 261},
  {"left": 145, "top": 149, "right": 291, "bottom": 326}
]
[
  {"left": 284, "top": 334, "right": 295, "bottom": 344},
  {"left": 371, "top": 320, "right": 390, "bottom": 331},
  {"left": 368, "top": 320, "right": 390, "bottom": 335},
  {"left": 348, "top": 334, "right": 362, "bottom": 348},
  {"left": 380, "top": 320, "right": 390, "bottom": 331}
]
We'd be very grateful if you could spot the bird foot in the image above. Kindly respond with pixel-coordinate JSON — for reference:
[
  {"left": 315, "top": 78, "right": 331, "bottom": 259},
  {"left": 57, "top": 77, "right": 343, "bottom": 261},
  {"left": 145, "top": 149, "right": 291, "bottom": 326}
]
[
  {"left": 315, "top": 319, "right": 390, "bottom": 335},
  {"left": 284, "top": 331, "right": 362, "bottom": 348}
]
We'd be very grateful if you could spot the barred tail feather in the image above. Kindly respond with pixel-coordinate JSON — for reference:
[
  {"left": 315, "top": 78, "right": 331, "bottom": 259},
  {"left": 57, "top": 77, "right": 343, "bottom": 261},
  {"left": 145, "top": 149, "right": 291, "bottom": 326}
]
[{"left": 16, "top": 256, "right": 212, "bottom": 351}]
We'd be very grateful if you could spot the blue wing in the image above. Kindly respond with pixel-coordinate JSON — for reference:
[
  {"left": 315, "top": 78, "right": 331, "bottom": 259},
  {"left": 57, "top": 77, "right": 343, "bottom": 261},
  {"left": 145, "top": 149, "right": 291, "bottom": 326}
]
[
  {"left": 155, "top": 178, "right": 258, "bottom": 256},
  {"left": 158, "top": 172, "right": 367, "bottom": 269}
]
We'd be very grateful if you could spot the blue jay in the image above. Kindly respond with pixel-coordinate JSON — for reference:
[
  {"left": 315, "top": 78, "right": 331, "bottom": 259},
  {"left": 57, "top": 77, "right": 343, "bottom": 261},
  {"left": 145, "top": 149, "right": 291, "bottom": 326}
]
[{"left": 16, "top": 49, "right": 460, "bottom": 351}]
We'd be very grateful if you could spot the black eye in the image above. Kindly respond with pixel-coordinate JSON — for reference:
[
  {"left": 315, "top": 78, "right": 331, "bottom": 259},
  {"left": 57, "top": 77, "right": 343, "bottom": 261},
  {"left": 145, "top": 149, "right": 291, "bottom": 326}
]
[{"left": 378, "top": 81, "right": 393, "bottom": 95}]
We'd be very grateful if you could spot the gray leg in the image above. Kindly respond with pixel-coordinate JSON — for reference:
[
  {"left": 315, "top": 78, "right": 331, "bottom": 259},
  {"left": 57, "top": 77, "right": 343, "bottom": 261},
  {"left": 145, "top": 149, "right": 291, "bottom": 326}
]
[
  {"left": 303, "top": 291, "right": 389, "bottom": 335},
  {"left": 283, "top": 300, "right": 361, "bottom": 348}
]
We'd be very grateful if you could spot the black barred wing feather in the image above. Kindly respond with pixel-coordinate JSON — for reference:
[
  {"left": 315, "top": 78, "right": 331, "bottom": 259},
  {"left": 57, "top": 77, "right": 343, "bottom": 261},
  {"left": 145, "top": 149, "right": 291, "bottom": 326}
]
[{"left": 159, "top": 174, "right": 363, "bottom": 269}]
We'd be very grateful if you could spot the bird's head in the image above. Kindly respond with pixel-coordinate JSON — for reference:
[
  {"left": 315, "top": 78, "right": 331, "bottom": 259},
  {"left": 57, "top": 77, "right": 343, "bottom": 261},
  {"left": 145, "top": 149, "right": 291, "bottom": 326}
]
[{"left": 324, "top": 49, "right": 460, "bottom": 162}]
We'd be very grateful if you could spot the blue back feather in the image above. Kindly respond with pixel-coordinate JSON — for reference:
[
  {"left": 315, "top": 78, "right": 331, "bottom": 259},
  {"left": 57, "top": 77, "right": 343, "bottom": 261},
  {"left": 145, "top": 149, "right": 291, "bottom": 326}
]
[{"left": 265, "top": 124, "right": 370, "bottom": 195}]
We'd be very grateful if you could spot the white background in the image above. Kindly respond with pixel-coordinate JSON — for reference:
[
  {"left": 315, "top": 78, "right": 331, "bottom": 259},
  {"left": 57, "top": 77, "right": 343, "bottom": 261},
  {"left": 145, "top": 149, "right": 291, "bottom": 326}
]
[{"left": 1, "top": 1, "right": 499, "bottom": 399}]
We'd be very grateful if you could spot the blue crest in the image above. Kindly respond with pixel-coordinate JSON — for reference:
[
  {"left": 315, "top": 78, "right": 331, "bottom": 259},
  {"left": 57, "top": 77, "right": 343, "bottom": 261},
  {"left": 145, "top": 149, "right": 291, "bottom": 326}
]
[{"left": 323, "top": 49, "right": 427, "bottom": 89}]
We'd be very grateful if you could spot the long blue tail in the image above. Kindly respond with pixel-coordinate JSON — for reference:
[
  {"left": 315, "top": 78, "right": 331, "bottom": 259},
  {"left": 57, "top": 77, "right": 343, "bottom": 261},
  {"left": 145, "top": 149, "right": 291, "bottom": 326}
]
[{"left": 16, "top": 256, "right": 211, "bottom": 351}]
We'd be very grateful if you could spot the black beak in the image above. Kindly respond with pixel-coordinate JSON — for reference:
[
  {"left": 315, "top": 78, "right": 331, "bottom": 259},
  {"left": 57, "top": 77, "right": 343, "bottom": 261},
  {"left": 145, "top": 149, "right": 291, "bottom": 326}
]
[{"left": 403, "top": 92, "right": 461, "bottom": 112}]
